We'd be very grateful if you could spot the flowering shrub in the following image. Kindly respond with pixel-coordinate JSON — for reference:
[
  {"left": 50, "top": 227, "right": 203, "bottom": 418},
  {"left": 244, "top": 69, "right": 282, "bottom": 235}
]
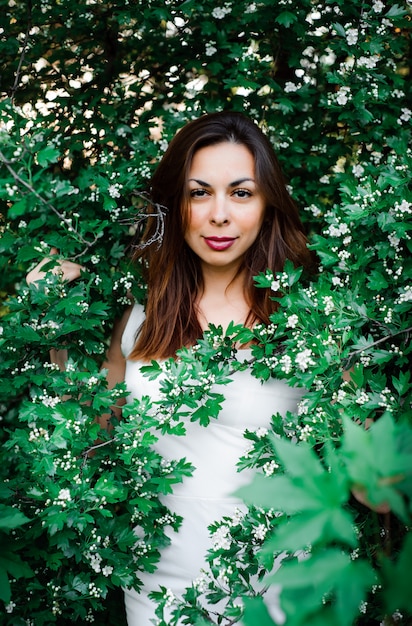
[{"left": 0, "top": 0, "right": 411, "bottom": 624}]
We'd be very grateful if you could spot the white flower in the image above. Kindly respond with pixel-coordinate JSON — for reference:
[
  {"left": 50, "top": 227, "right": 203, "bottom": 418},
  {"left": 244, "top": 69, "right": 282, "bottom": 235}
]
[
  {"left": 336, "top": 86, "right": 351, "bottom": 105},
  {"left": 346, "top": 28, "right": 358, "bottom": 46},
  {"left": 286, "top": 314, "right": 299, "bottom": 329},
  {"left": 280, "top": 354, "right": 292, "bottom": 374},
  {"left": 284, "top": 81, "right": 299, "bottom": 93},
  {"left": 295, "top": 348, "right": 315, "bottom": 372},
  {"left": 356, "top": 391, "right": 369, "bottom": 406},
  {"left": 263, "top": 460, "right": 279, "bottom": 476},
  {"left": 163, "top": 588, "right": 175, "bottom": 608},
  {"left": 323, "top": 295, "right": 334, "bottom": 315},
  {"left": 205, "top": 43, "right": 217, "bottom": 56},
  {"left": 397, "top": 108, "right": 411, "bottom": 125},
  {"left": 193, "top": 573, "right": 208, "bottom": 592},
  {"left": 357, "top": 55, "right": 379, "bottom": 69},
  {"left": 253, "top": 523, "right": 268, "bottom": 541},
  {"left": 212, "top": 5, "right": 231, "bottom": 19},
  {"left": 211, "top": 525, "right": 231, "bottom": 550},
  {"left": 102, "top": 565, "right": 113, "bottom": 577},
  {"left": 256, "top": 427, "right": 268, "bottom": 438},
  {"left": 327, "top": 222, "right": 349, "bottom": 237},
  {"left": 352, "top": 164, "right": 364, "bottom": 178},
  {"left": 271, "top": 279, "right": 280, "bottom": 292},
  {"left": 372, "top": 0, "right": 384, "bottom": 12},
  {"left": 108, "top": 183, "right": 122, "bottom": 198}
]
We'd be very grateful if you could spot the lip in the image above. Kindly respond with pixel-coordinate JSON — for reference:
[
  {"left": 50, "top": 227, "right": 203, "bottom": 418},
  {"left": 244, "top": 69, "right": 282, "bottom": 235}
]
[{"left": 203, "top": 236, "right": 237, "bottom": 251}]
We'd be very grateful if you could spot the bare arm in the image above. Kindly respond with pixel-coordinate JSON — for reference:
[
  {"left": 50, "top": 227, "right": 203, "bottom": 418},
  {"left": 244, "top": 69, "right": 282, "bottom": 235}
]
[
  {"left": 98, "top": 306, "right": 133, "bottom": 430},
  {"left": 26, "top": 249, "right": 134, "bottom": 429}
]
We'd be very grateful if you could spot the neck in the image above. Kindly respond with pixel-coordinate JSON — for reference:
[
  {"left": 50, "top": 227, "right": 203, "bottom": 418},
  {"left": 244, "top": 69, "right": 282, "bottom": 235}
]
[{"left": 196, "top": 265, "right": 250, "bottom": 330}]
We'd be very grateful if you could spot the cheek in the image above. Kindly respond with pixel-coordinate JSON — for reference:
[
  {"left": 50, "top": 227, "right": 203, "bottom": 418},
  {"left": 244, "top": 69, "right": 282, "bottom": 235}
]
[{"left": 186, "top": 208, "right": 205, "bottom": 233}]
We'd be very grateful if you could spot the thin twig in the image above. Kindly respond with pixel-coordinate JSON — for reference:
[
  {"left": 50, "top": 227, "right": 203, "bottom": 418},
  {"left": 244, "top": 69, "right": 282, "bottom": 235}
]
[
  {"left": 10, "top": 0, "right": 32, "bottom": 102},
  {"left": 346, "top": 326, "right": 412, "bottom": 362},
  {"left": 0, "top": 149, "right": 101, "bottom": 257}
]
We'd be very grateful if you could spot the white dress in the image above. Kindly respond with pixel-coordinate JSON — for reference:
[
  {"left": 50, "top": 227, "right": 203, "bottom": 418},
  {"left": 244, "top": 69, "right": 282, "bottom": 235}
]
[{"left": 122, "top": 303, "right": 303, "bottom": 625}]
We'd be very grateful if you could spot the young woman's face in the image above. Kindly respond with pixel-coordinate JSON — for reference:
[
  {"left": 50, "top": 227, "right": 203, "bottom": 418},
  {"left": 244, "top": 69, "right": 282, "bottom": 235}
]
[{"left": 184, "top": 142, "right": 266, "bottom": 274}]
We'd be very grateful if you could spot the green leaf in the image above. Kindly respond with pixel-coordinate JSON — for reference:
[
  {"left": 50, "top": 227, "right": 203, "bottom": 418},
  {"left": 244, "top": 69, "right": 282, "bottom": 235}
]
[
  {"left": 366, "top": 269, "right": 389, "bottom": 290},
  {"left": 243, "top": 595, "right": 276, "bottom": 626},
  {"left": 94, "top": 473, "right": 128, "bottom": 502},
  {"left": 37, "top": 145, "right": 60, "bottom": 167},
  {"left": 0, "top": 505, "right": 31, "bottom": 532},
  {"left": 386, "top": 3, "right": 407, "bottom": 18},
  {"left": 0, "top": 552, "right": 34, "bottom": 602},
  {"left": 382, "top": 533, "right": 412, "bottom": 614},
  {"left": 275, "top": 11, "right": 298, "bottom": 27}
]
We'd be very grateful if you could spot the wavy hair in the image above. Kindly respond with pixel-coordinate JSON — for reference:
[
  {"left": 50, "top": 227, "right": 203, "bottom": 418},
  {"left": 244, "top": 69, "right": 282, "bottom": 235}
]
[{"left": 130, "top": 111, "right": 314, "bottom": 360}]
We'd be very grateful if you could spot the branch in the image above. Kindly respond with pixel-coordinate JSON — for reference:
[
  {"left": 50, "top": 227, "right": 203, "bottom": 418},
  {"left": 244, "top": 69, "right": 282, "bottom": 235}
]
[
  {"left": 0, "top": 149, "right": 102, "bottom": 258},
  {"left": 10, "top": 0, "right": 33, "bottom": 102},
  {"left": 346, "top": 326, "right": 412, "bottom": 363}
]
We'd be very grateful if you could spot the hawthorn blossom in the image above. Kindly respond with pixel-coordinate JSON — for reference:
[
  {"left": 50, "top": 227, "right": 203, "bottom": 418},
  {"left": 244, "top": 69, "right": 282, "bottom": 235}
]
[
  {"left": 205, "top": 43, "right": 217, "bottom": 56},
  {"left": 211, "top": 525, "right": 232, "bottom": 550},
  {"left": 295, "top": 348, "right": 315, "bottom": 371},
  {"left": 346, "top": 28, "right": 358, "bottom": 46},
  {"left": 212, "top": 5, "right": 231, "bottom": 19},
  {"left": 336, "top": 86, "right": 351, "bottom": 105},
  {"left": 372, "top": 0, "right": 384, "bottom": 12},
  {"left": 286, "top": 314, "right": 299, "bottom": 328}
]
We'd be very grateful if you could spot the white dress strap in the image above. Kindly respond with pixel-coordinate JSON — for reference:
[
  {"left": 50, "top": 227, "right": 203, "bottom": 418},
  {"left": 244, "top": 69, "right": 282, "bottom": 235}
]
[{"left": 121, "top": 302, "right": 146, "bottom": 358}]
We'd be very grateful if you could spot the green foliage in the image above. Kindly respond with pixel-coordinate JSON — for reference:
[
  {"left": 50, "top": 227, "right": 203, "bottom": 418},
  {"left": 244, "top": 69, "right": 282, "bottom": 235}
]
[{"left": 0, "top": 0, "right": 411, "bottom": 624}]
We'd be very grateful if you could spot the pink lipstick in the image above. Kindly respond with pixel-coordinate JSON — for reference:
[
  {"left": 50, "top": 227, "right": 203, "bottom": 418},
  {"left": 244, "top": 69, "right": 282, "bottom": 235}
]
[{"left": 204, "top": 237, "right": 236, "bottom": 251}]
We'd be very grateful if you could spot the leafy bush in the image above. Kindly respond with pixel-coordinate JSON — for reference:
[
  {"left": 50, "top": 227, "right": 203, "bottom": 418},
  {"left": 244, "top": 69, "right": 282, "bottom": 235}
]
[{"left": 0, "top": 0, "right": 411, "bottom": 624}]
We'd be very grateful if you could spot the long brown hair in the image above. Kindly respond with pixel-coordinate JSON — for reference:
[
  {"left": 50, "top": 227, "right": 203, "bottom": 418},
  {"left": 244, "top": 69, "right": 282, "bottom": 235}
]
[{"left": 130, "top": 111, "right": 313, "bottom": 360}]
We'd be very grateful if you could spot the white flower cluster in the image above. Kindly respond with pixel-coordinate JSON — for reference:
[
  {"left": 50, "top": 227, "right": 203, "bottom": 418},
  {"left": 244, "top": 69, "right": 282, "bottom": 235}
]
[
  {"left": 54, "top": 488, "right": 72, "bottom": 508},
  {"left": 193, "top": 572, "right": 209, "bottom": 593},
  {"left": 34, "top": 390, "right": 61, "bottom": 408},
  {"left": 55, "top": 450, "right": 77, "bottom": 472},
  {"left": 305, "top": 203, "right": 323, "bottom": 217},
  {"left": 295, "top": 348, "right": 315, "bottom": 372},
  {"left": 217, "top": 565, "right": 233, "bottom": 586},
  {"left": 396, "top": 286, "right": 412, "bottom": 304},
  {"left": 397, "top": 108, "right": 411, "bottom": 125},
  {"left": 335, "top": 86, "right": 352, "bottom": 106},
  {"left": 85, "top": 547, "right": 114, "bottom": 577},
  {"left": 286, "top": 314, "right": 299, "bottom": 329},
  {"left": 323, "top": 296, "right": 334, "bottom": 316},
  {"left": 298, "top": 424, "right": 314, "bottom": 442},
  {"left": 325, "top": 222, "right": 349, "bottom": 237},
  {"left": 345, "top": 27, "right": 358, "bottom": 46},
  {"left": 372, "top": 0, "right": 385, "bottom": 12},
  {"left": 280, "top": 354, "right": 292, "bottom": 374},
  {"left": 211, "top": 4, "right": 232, "bottom": 19},
  {"left": 262, "top": 459, "right": 279, "bottom": 476},
  {"left": 163, "top": 588, "right": 175, "bottom": 608},
  {"left": 356, "top": 391, "right": 369, "bottom": 406},
  {"left": 284, "top": 81, "right": 301, "bottom": 93},
  {"left": 211, "top": 524, "right": 232, "bottom": 551},
  {"left": 113, "top": 272, "right": 134, "bottom": 293},
  {"left": 205, "top": 42, "right": 217, "bottom": 56},
  {"left": 379, "top": 387, "right": 396, "bottom": 413},
  {"left": 28, "top": 424, "right": 50, "bottom": 442},
  {"left": 357, "top": 55, "right": 380, "bottom": 69},
  {"left": 252, "top": 523, "right": 268, "bottom": 542}
]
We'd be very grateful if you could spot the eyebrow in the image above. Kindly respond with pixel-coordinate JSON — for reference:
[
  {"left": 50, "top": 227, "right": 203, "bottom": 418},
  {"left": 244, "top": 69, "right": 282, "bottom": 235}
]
[{"left": 188, "top": 177, "right": 255, "bottom": 188}]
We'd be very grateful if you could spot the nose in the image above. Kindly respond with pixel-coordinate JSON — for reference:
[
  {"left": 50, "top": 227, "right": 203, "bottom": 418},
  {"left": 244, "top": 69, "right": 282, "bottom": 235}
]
[{"left": 210, "top": 194, "right": 230, "bottom": 225}]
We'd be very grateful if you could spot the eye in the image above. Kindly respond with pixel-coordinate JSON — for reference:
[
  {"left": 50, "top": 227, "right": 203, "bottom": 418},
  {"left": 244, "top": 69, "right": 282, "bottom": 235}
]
[
  {"left": 189, "top": 188, "right": 209, "bottom": 198},
  {"left": 232, "top": 188, "right": 253, "bottom": 198}
]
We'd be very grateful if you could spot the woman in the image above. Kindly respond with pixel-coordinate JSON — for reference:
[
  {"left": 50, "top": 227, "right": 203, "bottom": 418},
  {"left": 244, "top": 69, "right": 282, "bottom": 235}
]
[{"left": 28, "top": 111, "right": 313, "bottom": 624}]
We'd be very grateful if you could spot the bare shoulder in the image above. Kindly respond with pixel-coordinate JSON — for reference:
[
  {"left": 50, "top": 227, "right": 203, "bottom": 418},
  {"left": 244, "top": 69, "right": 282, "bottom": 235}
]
[{"left": 107, "top": 305, "right": 135, "bottom": 357}]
